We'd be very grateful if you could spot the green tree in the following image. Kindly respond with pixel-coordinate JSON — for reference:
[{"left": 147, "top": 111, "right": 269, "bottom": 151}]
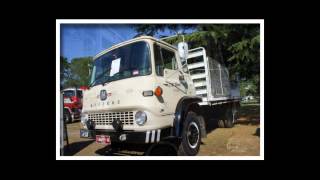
[
  {"left": 133, "top": 24, "right": 195, "bottom": 36},
  {"left": 60, "top": 56, "right": 71, "bottom": 89},
  {"left": 240, "top": 77, "right": 259, "bottom": 97},
  {"left": 64, "top": 57, "right": 93, "bottom": 88}
]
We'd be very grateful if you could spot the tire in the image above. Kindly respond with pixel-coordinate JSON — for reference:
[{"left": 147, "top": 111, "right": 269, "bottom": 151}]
[
  {"left": 64, "top": 111, "right": 72, "bottom": 124},
  {"left": 218, "top": 119, "right": 225, "bottom": 128},
  {"left": 224, "top": 107, "right": 234, "bottom": 128},
  {"left": 177, "top": 111, "right": 201, "bottom": 156}
]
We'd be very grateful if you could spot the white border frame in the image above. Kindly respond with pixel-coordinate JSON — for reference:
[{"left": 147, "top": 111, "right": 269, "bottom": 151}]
[{"left": 56, "top": 19, "right": 264, "bottom": 160}]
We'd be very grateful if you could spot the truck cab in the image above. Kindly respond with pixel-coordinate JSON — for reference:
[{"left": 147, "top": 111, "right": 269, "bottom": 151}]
[
  {"left": 62, "top": 87, "right": 87, "bottom": 123},
  {"left": 80, "top": 36, "right": 239, "bottom": 155}
]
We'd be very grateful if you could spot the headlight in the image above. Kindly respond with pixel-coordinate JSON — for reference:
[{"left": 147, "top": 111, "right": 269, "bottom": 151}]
[
  {"left": 135, "top": 111, "right": 147, "bottom": 126},
  {"left": 81, "top": 113, "right": 88, "bottom": 128}
]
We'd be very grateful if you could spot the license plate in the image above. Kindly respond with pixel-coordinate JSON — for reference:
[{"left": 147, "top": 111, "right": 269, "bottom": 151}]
[
  {"left": 96, "top": 135, "right": 111, "bottom": 145},
  {"left": 80, "top": 129, "right": 89, "bottom": 137}
]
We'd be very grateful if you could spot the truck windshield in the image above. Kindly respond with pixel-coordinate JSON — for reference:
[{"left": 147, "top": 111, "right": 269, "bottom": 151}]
[
  {"left": 90, "top": 41, "right": 151, "bottom": 87},
  {"left": 64, "top": 90, "right": 75, "bottom": 97}
]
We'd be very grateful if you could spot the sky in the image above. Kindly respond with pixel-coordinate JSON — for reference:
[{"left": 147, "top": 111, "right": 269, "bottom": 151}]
[{"left": 61, "top": 24, "right": 194, "bottom": 61}]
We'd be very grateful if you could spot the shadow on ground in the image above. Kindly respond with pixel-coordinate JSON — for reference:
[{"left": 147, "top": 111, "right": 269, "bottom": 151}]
[
  {"left": 238, "top": 103, "right": 260, "bottom": 125},
  {"left": 65, "top": 120, "right": 80, "bottom": 125},
  {"left": 236, "top": 118, "right": 260, "bottom": 125},
  {"left": 95, "top": 142, "right": 178, "bottom": 156},
  {"left": 254, "top": 128, "right": 260, "bottom": 137},
  {"left": 64, "top": 140, "right": 95, "bottom": 156}
]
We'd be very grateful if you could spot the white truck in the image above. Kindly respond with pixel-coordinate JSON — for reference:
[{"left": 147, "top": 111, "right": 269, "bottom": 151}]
[{"left": 80, "top": 36, "right": 240, "bottom": 155}]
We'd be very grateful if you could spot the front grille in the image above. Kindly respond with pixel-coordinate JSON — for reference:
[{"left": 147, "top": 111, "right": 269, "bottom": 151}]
[{"left": 88, "top": 112, "right": 134, "bottom": 126}]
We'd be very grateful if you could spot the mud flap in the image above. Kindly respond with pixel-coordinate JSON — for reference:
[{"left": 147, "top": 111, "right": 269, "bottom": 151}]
[{"left": 198, "top": 115, "right": 207, "bottom": 138}]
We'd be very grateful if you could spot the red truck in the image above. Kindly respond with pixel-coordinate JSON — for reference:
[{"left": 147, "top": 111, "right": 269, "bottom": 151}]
[{"left": 62, "top": 86, "right": 87, "bottom": 123}]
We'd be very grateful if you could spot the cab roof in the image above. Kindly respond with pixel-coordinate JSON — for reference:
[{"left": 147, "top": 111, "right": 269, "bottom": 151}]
[
  {"left": 93, "top": 36, "right": 177, "bottom": 60},
  {"left": 62, "top": 87, "right": 85, "bottom": 91}
]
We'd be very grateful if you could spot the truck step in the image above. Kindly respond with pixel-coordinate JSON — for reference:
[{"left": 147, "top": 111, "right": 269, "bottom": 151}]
[
  {"left": 191, "top": 73, "right": 206, "bottom": 80},
  {"left": 193, "top": 81, "right": 207, "bottom": 87},
  {"left": 195, "top": 89, "right": 207, "bottom": 95},
  {"left": 187, "top": 62, "right": 205, "bottom": 70}
]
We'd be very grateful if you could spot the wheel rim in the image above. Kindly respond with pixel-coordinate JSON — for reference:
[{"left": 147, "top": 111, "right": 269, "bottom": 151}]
[
  {"left": 187, "top": 122, "right": 200, "bottom": 149},
  {"left": 65, "top": 113, "right": 71, "bottom": 123}
]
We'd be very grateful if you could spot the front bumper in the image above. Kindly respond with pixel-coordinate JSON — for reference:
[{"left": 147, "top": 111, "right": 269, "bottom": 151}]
[
  {"left": 80, "top": 128, "right": 171, "bottom": 144},
  {"left": 71, "top": 109, "right": 81, "bottom": 119}
]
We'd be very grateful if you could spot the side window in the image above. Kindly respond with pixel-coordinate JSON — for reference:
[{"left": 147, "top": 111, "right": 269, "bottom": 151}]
[
  {"left": 154, "top": 44, "right": 177, "bottom": 76},
  {"left": 162, "top": 48, "right": 177, "bottom": 70}
]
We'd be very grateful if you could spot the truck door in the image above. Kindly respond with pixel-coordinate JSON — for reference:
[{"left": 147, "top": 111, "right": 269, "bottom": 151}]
[{"left": 154, "top": 43, "right": 187, "bottom": 115}]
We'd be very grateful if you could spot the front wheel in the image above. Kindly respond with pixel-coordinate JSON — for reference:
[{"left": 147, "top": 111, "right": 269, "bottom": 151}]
[
  {"left": 64, "top": 111, "right": 72, "bottom": 124},
  {"left": 178, "top": 112, "right": 201, "bottom": 156}
]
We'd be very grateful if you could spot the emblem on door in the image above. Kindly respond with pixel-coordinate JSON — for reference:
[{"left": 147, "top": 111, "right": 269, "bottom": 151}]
[{"left": 100, "top": 90, "right": 107, "bottom": 101}]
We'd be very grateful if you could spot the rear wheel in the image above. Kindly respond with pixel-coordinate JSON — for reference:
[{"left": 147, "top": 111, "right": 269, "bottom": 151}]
[
  {"left": 218, "top": 119, "right": 225, "bottom": 128},
  {"left": 216, "top": 105, "right": 226, "bottom": 128},
  {"left": 224, "top": 104, "right": 239, "bottom": 128},
  {"left": 224, "top": 107, "right": 234, "bottom": 128},
  {"left": 178, "top": 112, "right": 201, "bottom": 156},
  {"left": 217, "top": 104, "right": 238, "bottom": 128}
]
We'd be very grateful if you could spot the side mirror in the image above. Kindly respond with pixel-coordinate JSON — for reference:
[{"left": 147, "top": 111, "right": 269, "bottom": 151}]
[{"left": 178, "top": 42, "right": 188, "bottom": 62}]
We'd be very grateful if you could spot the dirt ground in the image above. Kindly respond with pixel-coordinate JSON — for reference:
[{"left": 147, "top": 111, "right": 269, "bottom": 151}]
[{"left": 63, "top": 103, "right": 260, "bottom": 156}]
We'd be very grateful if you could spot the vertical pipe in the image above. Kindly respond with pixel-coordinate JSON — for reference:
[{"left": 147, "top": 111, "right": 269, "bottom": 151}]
[
  {"left": 60, "top": 93, "right": 63, "bottom": 156},
  {"left": 219, "top": 63, "right": 224, "bottom": 95}
]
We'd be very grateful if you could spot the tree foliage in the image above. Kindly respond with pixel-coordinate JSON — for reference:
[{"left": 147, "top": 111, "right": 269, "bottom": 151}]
[
  {"left": 60, "top": 56, "right": 93, "bottom": 89},
  {"left": 133, "top": 24, "right": 195, "bottom": 37},
  {"left": 60, "top": 56, "right": 70, "bottom": 82}
]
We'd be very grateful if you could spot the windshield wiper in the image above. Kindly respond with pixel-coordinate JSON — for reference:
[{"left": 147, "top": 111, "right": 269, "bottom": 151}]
[{"left": 89, "top": 67, "right": 111, "bottom": 87}]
